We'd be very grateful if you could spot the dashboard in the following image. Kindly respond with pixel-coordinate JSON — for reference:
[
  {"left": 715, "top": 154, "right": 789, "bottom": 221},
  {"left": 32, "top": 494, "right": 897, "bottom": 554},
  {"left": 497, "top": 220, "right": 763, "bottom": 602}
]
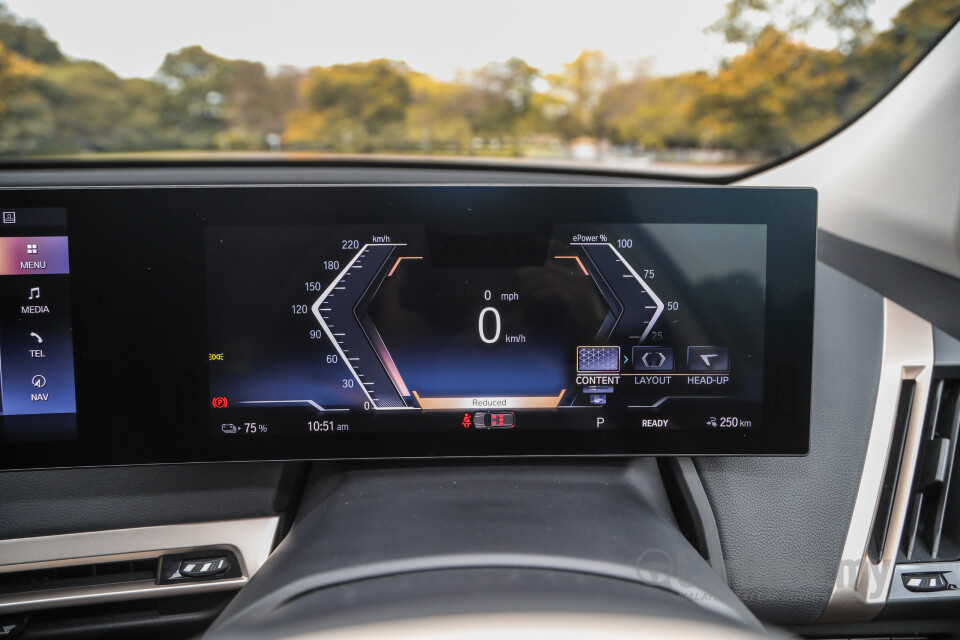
[
  {"left": 2, "top": 22, "right": 960, "bottom": 639},
  {"left": 0, "top": 186, "right": 815, "bottom": 468},
  {"left": 0, "top": 169, "right": 953, "bottom": 639}
]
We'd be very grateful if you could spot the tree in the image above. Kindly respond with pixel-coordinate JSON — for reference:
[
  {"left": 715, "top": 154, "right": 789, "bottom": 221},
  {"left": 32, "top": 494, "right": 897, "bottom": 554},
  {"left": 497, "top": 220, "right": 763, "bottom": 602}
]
[
  {"left": 709, "top": 0, "right": 876, "bottom": 53},
  {"left": 0, "top": 40, "right": 47, "bottom": 153},
  {"left": 881, "top": 0, "right": 960, "bottom": 64},
  {"left": 0, "top": 40, "right": 39, "bottom": 113},
  {"left": 303, "top": 59, "right": 410, "bottom": 131},
  {"left": 467, "top": 57, "right": 539, "bottom": 139},
  {"left": 0, "top": 5, "right": 179, "bottom": 155},
  {"left": 405, "top": 71, "right": 473, "bottom": 153},
  {"left": 601, "top": 72, "right": 709, "bottom": 150},
  {"left": 830, "top": 0, "right": 960, "bottom": 116},
  {"left": 545, "top": 50, "right": 618, "bottom": 140},
  {"left": 693, "top": 27, "right": 849, "bottom": 154},
  {"left": 38, "top": 60, "right": 171, "bottom": 152},
  {"left": 285, "top": 59, "right": 411, "bottom": 151},
  {"left": 155, "top": 45, "right": 303, "bottom": 150},
  {"left": 155, "top": 46, "right": 232, "bottom": 148},
  {"left": 233, "top": 64, "right": 301, "bottom": 137},
  {"left": 1, "top": 0, "right": 957, "bottom": 161},
  {"left": 0, "top": 3, "right": 63, "bottom": 64}
]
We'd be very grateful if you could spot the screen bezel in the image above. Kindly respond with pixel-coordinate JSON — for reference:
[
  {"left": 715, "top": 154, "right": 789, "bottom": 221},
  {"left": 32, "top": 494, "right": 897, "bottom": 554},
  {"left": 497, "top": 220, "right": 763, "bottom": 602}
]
[{"left": 0, "top": 185, "right": 816, "bottom": 469}]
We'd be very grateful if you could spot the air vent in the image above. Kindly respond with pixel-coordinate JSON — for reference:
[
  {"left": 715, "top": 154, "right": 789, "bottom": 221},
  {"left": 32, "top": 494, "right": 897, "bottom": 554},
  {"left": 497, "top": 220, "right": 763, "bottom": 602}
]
[
  {"left": 0, "top": 559, "right": 158, "bottom": 597},
  {"left": 901, "top": 371, "right": 960, "bottom": 562},
  {"left": 867, "top": 380, "right": 916, "bottom": 564}
]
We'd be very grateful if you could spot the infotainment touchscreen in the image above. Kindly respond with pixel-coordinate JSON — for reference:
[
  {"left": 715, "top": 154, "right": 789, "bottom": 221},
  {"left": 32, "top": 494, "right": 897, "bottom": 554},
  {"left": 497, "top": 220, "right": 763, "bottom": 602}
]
[
  {"left": 0, "top": 208, "right": 78, "bottom": 444},
  {"left": 0, "top": 186, "right": 816, "bottom": 468}
]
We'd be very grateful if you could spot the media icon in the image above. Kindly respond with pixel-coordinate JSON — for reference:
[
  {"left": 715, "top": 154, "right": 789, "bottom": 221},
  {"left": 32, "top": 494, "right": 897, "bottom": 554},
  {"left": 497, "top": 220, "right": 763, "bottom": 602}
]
[{"left": 28, "top": 287, "right": 40, "bottom": 300}]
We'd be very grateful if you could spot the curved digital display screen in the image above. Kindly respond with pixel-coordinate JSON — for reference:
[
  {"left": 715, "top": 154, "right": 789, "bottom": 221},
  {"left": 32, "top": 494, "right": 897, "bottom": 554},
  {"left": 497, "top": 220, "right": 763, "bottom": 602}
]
[
  {"left": 0, "top": 185, "right": 815, "bottom": 469},
  {"left": 206, "top": 223, "right": 768, "bottom": 438}
]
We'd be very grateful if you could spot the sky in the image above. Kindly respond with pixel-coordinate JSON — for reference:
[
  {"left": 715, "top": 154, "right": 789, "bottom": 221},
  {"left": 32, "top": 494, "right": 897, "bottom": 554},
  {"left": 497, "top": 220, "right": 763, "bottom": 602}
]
[{"left": 6, "top": 0, "right": 911, "bottom": 80}]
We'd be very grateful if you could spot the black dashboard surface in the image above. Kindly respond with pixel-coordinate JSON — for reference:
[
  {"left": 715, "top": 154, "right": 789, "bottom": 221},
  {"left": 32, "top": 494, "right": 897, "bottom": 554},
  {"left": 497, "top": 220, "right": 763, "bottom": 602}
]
[{"left": 697, "top": 264, "right": 883, "bottom": 623}]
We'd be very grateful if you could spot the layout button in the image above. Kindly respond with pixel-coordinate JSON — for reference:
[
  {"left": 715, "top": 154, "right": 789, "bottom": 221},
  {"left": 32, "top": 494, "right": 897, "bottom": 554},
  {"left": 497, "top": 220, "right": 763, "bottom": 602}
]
[{"left": 633, "top": 347, "right": 674, "bottom": 372}]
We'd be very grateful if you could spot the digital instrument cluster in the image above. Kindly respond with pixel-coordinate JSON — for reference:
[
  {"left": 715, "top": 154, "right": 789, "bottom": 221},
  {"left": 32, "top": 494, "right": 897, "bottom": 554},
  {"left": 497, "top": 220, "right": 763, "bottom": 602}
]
[
  {"left": 206, "top": 223, "right": 768, "bottom": 440},
  {"left": 0, "top": 185, "right": 816, "bottom": 468}
]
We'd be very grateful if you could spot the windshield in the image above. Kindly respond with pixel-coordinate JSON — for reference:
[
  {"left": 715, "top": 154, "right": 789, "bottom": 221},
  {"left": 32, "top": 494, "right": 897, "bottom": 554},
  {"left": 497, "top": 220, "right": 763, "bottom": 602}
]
[{"left": 0, "top": 0, "right": 957, "bottom": 175}]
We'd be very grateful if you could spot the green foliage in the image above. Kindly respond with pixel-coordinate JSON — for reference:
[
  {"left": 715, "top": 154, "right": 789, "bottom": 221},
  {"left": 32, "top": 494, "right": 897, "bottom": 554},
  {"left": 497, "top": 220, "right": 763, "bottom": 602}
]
[
  {"left": 709, "top": 0, "right": 876, "bottom": 52},
  {"left": 467, "top": 57, "right": 540, "bottom": 137},
  {"left": 33, "top": 62, "right": 162, "bottom": 152},
  {"left": 156, "top": 46, "right": 300, "bottom": 150},
  {"left": 0, "top": 40, "right": 45, "bottom": 153},
  {"left": 546, "top": 50, "right": 618, "bottom": 139},
  {"left": 0, "top": 0, "right": 957, "bottom": 161},
  {"left": 601, "top": 73, "right": 708, "bottom": 149},
  {"left": 0, "top": 3, "right": 62, "bottom": 63},
  {"left": 693, "top": 27, "right": 850, "bottom": 153},
  {"left": 843, "top": 0, "right": 960, "bottom": 112},
  {"left": 286, "top": 59, "right": 411, "bottom": 151},
  {"left": 156, "top": 45, "right": 230, "bottom": 147},
  {"left": 404, "top": 71, "right": 473, "bottom": 153}
]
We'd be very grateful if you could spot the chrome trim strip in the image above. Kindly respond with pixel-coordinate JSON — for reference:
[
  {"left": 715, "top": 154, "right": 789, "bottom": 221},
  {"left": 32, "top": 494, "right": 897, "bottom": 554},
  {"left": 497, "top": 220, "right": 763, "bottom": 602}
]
[
  {"left": 0, "top": 577, "right": 249, "bottom": 613},
  {"left": 820, "top": 299, "right": 933, "bottom": 621},
  {"left": 0, "top": 516, "right": 279, "bottom": 614}
]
